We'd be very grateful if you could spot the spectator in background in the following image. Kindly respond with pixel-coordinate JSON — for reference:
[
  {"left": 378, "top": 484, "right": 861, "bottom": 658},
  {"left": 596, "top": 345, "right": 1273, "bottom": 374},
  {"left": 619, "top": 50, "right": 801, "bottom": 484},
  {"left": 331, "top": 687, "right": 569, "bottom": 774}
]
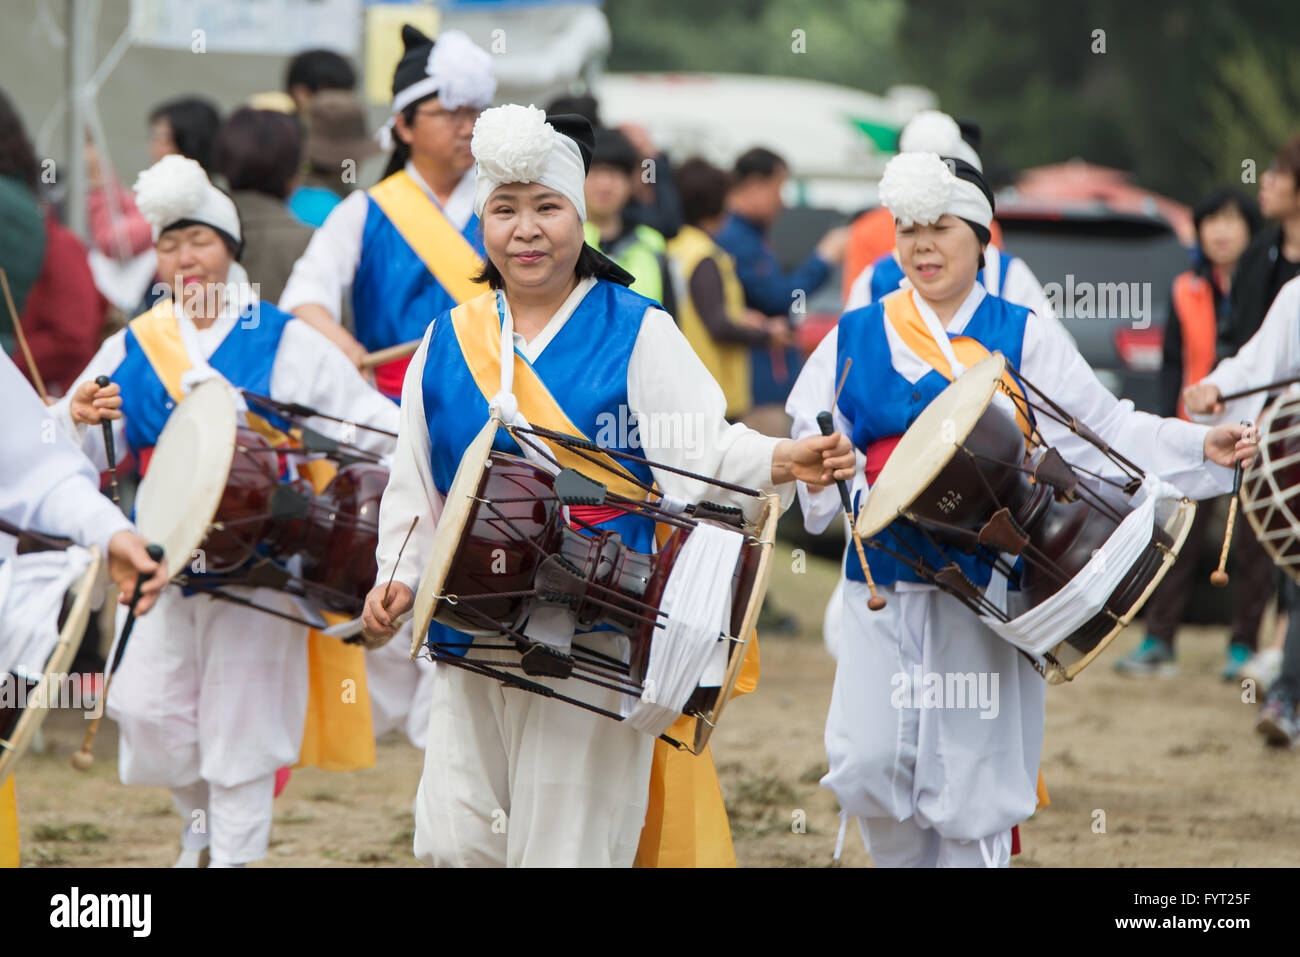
[
  {"left": 1213, "top": 132, "right": 1300, "bottom": 746},
  {"left": 0, "top": 90, "right": 106, "bottom": 396},
  {"left": 668, "top": 158, "right": 791, "bottom": 421},
  {"left": 1116, "top": 187, "right": 1262, "bottom": 679},
  {"left": 216, "top": 108, "right": 313, "bottom": 305},
  {"left": 548, "top": 93, "right": 682, "bottom": 240},
  {"left": 289, "top": 90, "right": 381, "bottom": 228},
  {"left": 149, "top": 97, "right": 222, "bottom": 174},
  {"left": 583, "top": 126, "right": 674, "bottom": 314},
  {"left": 83, "top": 97, "right": 222, "bottom": 315},
  {"left": 285, "top": 48, "right": 357, "bottom": 114},
  {"left": 715, "top": 147, "right": 847, "bottom": 432}
]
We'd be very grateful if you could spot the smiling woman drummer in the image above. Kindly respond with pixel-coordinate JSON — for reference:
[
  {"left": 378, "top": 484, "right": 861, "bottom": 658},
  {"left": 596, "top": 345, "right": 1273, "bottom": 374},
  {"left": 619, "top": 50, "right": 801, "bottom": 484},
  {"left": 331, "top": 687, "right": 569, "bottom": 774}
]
[
  {"left": 785, "top": 151, "right": 1257, "bottom": 868},
  {"left": 361, "top": 105, "right": 851, "bottom": 868},
  {"left": 49, "top": 155, "right": 398, "bottom": 869}
]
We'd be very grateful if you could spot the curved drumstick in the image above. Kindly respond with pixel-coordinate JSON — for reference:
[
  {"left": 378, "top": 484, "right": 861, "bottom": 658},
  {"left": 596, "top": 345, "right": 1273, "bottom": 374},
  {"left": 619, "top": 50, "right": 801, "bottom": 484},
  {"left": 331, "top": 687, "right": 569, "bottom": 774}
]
[
  {"left": 817, "top": 410, "right": 885, "bottom": 611},
  {"left": 1218, "top": 376, "right": 1300, "bottom": 403},
  {"left": 93, "top": 375, "right": 121, "bottom": 506},
  {"left": 71, "top": 543, "right": 164, "bottom": 770},
  {"left": 1211, "top": 421, "right": 1252, "bottom": 587}
]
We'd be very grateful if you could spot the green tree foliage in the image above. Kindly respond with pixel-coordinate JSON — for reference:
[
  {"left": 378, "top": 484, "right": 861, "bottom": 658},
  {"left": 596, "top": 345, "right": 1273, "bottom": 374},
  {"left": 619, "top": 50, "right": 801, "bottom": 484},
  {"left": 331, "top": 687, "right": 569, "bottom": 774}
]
[{"left": 605, "top": 0, "right": 1300, "bottom": 203}]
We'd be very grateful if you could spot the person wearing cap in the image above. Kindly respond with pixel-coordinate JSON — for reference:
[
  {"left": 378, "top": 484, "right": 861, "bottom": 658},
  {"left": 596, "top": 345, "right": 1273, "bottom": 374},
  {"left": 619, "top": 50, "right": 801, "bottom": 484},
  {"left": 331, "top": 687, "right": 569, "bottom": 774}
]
[
  {"left": 787, "top": 151, "right": 1256, "bottom": 868},
  {"left": 288, "top": 90, "right": 382, "bottom": 229},
  {"left": 50, "top": 154, "right": 398, "bottom": 869},
  {"left": 582, "top": 126, "right": 673, "bottom": 313},
  {"left": 360, "top": 105, "right": 851, "bottom": 867},
  {"left": 280, "top": 25, "right": 496, "bottom": 400},
  {"left": 844, "top": 112, "right": 1055, "bottom": 327}
]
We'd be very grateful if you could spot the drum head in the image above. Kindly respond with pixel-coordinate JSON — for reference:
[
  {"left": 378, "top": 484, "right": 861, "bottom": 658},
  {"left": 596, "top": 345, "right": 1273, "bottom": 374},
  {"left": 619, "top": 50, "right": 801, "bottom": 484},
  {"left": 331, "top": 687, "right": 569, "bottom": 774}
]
[
  {"left": 856, "top": 353, "right": 1006, "bottom": 538},
  {"left": 411, "top": 415, "right": 500, "bottom": 658},
  {"left": 135, "top": 379, "right": 237, "bottom": 577}
]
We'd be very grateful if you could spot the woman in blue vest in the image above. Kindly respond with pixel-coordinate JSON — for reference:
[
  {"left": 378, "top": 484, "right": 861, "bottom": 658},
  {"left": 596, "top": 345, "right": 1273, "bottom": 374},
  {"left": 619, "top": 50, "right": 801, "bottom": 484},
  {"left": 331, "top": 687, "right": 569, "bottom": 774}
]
[
  {"left": 787, "top": 151, "right": 1256, "bottom": 868},
  {"left": 361, "top": 105, "right": 851, "bottom": 867},
  {"left": 54, "top": 155, "right": 398, "bottom": 868}
]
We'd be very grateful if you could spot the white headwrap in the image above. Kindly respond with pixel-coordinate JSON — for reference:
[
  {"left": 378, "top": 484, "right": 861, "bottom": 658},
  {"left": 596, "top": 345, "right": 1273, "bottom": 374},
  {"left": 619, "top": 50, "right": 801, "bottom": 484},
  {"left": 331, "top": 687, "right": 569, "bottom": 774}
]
[
  {"left": 470, "top": 104, "right": 588, "bottom": 221},
  {"left": 376, "top": 29, "right": 497, "bottom": 151},
  {"left": 898, "top": 110, "right": 983, "bottom": 173},
  {"left": 878, "top": 151, "right": 993, "bottom": 230},
  {"left": 133, "top": 155, "right": 241, "bottom": 244}
]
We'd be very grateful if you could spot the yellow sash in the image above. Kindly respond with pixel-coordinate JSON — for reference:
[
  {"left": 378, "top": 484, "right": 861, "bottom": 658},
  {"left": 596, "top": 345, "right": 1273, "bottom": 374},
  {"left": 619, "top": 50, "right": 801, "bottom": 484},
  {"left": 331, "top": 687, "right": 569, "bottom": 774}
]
[
  {"left": 450, "top": 289, "right": 758, "bottom": 865},
  {"left": 127, "top": 303, "right": 375, "bottom": 771},
  {"left": 880, "top": 289, "right": 1033, "bottom": 440},
  {"left": 0, "top": 776, "right": 17, "bottom": 868},
  {"left": 368, "top": 171, "right": 485, "bottom": 304}
]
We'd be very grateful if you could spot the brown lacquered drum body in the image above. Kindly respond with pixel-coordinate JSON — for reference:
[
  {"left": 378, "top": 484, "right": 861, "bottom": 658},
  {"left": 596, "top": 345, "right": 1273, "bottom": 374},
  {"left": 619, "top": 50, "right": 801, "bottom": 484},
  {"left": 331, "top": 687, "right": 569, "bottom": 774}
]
[
  {"left": 858, "top": 354, "right": 1187, "bottom": 681},
  {"left": 436, "top": 455, "right": 759, "bottom": 670},
  {"left": 434, "top": 452, "right": 762, "bottom": 703}
]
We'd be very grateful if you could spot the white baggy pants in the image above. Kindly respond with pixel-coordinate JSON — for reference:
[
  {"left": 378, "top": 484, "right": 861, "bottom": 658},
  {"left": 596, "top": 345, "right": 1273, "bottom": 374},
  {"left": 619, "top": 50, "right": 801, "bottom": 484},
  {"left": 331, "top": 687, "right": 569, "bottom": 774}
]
[
  {"left": 365, "top": 623, "right": 435, "bottom": 749},
  {"left": 824, "top": 581, "right": 1044, "bottom": 867},
  {"left": 413, "top": 635, "right": 655, "bottom": 867},
  {"left": 106, "top": 586, "right": 309, "bottom": 863}
]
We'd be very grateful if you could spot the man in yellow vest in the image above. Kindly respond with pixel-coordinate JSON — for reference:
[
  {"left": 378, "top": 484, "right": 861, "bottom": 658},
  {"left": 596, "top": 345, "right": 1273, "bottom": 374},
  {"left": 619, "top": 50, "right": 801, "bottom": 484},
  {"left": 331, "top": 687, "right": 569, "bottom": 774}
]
[
  {"left": 667, "top": 158, "right": 792, "bottom": 421},
  {"left": 1115, "top": 187, "right": 1262, "bottom": 679}
]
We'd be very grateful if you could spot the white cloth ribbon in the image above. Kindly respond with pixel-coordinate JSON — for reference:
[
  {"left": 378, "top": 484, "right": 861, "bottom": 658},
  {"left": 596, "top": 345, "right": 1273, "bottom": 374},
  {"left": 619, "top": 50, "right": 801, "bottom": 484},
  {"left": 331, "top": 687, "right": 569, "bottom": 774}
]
[
  {"left": 622, "top": 522, "right": 744, "bottom": 737},
  {"left": 979, "top": 473, "right": 1180, "bottom": 655}
]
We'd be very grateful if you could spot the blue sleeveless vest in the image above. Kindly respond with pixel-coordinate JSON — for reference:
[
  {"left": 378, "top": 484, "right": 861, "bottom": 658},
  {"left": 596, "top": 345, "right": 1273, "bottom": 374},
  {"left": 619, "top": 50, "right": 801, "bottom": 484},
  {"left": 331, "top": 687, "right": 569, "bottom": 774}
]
[
  {"left": 351, "top": 198, "right": 484, "bottom": 355},
  {"left": 420, "top": 280, "right": 662, "bottom": 654},
  {"left": 836, "top": 292, "right": 1031, "bottom": 587},
  {"left": 113, "top": 301, "right": 294, "bottom": 455}
]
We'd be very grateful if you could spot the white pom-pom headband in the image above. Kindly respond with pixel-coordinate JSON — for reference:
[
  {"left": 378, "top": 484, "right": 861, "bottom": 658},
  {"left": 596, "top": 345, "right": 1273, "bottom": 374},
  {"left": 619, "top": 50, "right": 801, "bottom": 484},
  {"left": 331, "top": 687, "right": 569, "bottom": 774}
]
[
  {"left": 133, "top": 154, "right": 241, "bottom": 244},
  {"left": 471, "top": 104, "right": 588, "bottom": 221},
  {"left": 877, "top": 151, "right": 992, "bottom": 230},
  {"left": 376, "top": 29, "right": 497, "bottom": 152},
  {"left": 899, "top": 110, "right": 983, "bottom": 173}
]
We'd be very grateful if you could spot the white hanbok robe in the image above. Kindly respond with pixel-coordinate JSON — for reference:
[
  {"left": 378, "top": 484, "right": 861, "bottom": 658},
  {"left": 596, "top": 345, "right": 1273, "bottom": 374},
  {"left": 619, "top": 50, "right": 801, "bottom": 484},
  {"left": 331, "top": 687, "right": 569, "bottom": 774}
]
[
  {"left": 786, "top": 283, "right": 1230, "bottom": 866},
  {"left": 378, "top": 276, "right": 791, "bottom": 866}
]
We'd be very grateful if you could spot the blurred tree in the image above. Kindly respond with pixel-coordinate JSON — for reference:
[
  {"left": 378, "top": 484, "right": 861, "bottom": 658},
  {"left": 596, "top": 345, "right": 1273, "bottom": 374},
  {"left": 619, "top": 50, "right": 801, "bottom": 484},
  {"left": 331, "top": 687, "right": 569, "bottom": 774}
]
[{"left": 604, "top": 0, "right": 1300, "bottom": 203}]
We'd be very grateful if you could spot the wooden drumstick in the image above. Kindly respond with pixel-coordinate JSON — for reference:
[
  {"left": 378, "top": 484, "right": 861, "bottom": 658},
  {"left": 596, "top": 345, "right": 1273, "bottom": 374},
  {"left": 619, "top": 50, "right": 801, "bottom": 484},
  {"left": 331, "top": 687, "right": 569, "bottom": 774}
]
[
  {"left": 817, "top": 408, "right": 885, "bottom": 612},
  {"left": 1211, "top": 422, "right": 1252, "bottom": 587},
  {"left": 348, "top": 516, "right": 421, "bottom": 646},
  {"left": 71, "top": 544, "right": 164, "bottom": 770},
  {"left": 359, "top": 339, "right": 422, "bottom": 370},
  {"left": 0, "top": 267, "right": 48, "bottom": 402},
  {"left": 93, "top": 375, "right": 121, "bottom": 506}
]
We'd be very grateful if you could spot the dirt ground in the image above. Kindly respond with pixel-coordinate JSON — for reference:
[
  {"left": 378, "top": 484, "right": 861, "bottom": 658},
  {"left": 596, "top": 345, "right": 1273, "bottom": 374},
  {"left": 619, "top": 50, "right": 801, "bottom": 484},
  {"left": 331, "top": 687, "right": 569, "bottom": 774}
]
[{"left": 11, "top": 546, "right": 1300, "bottom": 867}]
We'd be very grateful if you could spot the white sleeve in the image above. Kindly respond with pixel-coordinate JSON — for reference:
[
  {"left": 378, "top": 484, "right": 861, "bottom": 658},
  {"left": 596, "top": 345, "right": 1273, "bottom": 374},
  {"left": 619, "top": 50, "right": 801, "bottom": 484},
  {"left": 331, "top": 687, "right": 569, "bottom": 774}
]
[
  {"left": 47, "top": 329, "right": 129, "bottom": 470},
  {"left": 374, "top": 331, "right": 439, "bottom": 595},
  {"left": 1, "top": 352, "right": 132, "bottom": 554},
  {"left": 1202, "top": 276, "right": 1300, "bottom": 426},
  {"left": 844, "top": 265, "right": 874, "bottom": 311},
  {"left": 277, "top": 190, "right": 369, "bottom": 321},
  {"left": 268, "top": 319, "right": 401, "bottom": 457},
  {"left": 785, "top": 326, "right": 862, "bottom": 535},
  {"left": 1020, "top": 311, "right": 1231, "bottom": 499},
  {"left": 1003, "top": 256, "right": 1076, "bottom": 346},
  {"left": 627, "top": 308, "right": 791, "bottom": 523}
]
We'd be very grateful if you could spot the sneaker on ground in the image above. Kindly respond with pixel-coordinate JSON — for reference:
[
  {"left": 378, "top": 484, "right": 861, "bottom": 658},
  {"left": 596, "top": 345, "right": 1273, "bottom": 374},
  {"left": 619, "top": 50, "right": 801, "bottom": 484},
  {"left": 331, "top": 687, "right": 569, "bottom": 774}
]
[
  {"left": 1112, "top": 636, "right": 1178, "bottom": 677},
  {"left": 1256, "top": 697, "right": 1300, "bottom": 748}
]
